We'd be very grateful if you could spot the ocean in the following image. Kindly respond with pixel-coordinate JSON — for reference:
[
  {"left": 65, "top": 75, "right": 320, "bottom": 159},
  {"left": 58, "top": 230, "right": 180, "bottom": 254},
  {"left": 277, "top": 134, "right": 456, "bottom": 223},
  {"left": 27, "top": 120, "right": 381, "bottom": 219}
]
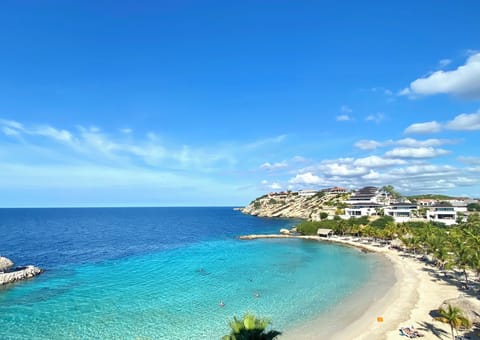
[{"left": 0, "top": 207, "right": 387, "bottom": 339}]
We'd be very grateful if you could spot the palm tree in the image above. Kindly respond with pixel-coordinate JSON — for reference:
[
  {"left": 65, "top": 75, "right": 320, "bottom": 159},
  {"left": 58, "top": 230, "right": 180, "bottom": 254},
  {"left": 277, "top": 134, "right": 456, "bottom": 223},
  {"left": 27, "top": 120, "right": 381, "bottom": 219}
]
[
  {"left": 435, "top": 304, "right": 471, "bottom": 340},
  {"left": 223, "top": 314, "right": 281, "bottom": 340}
]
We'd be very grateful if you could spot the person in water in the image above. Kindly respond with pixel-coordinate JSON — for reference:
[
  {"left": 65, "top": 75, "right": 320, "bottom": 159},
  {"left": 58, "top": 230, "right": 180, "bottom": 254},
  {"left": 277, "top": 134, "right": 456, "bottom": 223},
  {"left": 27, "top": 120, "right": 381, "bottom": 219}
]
[{"left": 219, "top": 301, "right": 225, "bottom": 307}]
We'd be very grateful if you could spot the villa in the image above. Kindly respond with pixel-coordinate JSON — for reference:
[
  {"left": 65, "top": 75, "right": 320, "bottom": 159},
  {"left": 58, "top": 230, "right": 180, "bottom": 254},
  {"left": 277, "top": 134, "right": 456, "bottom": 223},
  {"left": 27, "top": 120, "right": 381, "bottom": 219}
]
[
  {"left": 384, "top": 203, "right": 418, "bottom": 223},
  {"left": 298, "top": 189, "right": 318, "bottom": 196},
  {"left": 426, "top": 202, "right": 467, "bottom": 226}
]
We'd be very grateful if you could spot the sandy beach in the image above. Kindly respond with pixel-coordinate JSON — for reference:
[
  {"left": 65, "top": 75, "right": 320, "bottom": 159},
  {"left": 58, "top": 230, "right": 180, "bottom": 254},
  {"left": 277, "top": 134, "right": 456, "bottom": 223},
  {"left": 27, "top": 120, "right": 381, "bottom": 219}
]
[{"left": 241, "top": 235, "right": 480, "bottom": 340}]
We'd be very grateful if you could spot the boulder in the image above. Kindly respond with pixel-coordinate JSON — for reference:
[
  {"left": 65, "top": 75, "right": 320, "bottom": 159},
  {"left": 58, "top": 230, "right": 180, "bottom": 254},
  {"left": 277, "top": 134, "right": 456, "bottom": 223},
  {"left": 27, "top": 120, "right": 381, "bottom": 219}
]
[
  {"left": 280, "top": 228, "right": 290, "bottom": 235},
  {"left": 0, "top": 256, "right": 14, "bottom": 272},
  {"left": 439, "top": 297, "right": 480, "bottom": 325}
]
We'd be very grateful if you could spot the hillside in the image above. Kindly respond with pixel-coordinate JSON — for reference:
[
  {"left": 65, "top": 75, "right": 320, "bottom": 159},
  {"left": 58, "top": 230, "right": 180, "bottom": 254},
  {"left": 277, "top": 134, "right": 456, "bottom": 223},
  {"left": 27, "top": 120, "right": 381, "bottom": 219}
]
[{"left": 240, "top": 191, "right": 349, "bottom": 220}]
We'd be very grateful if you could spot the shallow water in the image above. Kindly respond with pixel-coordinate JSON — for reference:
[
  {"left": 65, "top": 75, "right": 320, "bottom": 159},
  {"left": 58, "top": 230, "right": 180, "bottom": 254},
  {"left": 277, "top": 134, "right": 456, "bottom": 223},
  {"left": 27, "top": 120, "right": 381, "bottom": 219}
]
[{"left": 0, "top": 208, "right": 382, "bottom": 339}]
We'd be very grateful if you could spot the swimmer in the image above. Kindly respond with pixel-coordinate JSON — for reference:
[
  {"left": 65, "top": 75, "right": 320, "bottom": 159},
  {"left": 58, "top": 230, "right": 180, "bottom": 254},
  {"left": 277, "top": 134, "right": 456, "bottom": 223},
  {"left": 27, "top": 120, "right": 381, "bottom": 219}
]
[
  {"left": 254, "top": 292, "right": 260, "bottom": 298},
  {"left": 219, "top": 301, "right": 225, "bottom": 307}
]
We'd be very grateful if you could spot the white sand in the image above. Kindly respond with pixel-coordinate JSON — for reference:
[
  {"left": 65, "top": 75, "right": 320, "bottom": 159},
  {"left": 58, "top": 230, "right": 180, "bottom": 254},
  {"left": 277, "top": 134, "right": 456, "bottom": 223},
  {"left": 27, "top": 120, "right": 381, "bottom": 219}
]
[{"left": 272, "top": 236, "right": 480, "bottom": 340}]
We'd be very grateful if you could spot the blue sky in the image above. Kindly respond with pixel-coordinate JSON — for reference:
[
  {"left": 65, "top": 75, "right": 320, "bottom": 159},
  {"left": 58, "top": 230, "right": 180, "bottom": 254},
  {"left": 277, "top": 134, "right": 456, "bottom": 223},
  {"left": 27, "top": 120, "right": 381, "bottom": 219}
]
[{"left": 1, "top": 1, "right": 480, "bottom": 207}]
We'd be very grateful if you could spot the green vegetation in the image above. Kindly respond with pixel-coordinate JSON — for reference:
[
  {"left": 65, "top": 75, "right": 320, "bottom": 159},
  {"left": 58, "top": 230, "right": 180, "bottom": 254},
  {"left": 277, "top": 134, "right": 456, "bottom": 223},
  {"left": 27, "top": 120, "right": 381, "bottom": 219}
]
[
  {"left": 253, "top": 201, "right": 261, "bottom": 209},
  {"left": 467, "top": 202, "right": 480, "bottom": 211},
  {"left": 435, "top": 305, "right": 471, "bottom": 340},
  {"left": 268, "top": 198, "right": 278, "bottom": 205},
  {"left": 381, "top": 185, "right": 401, "bottom": 199},
  {"left": 369, "top": 216, "right": 394, "bottom": 229},
  {"left": 222, "top": 314, "right": 281, "bottom": 340},
  {"left": 408, "top": 194, "right": 455, "bottom": 201},
  {"left": 319, "top": 212, "right": 328, "bottom": 220}
]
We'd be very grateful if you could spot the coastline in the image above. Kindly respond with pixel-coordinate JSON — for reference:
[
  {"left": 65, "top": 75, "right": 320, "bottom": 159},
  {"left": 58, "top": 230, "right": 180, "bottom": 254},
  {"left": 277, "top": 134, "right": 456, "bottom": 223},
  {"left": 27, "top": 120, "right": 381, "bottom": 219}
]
[{"left": 240, "top": 235, "right": 479, "bottom": 340}]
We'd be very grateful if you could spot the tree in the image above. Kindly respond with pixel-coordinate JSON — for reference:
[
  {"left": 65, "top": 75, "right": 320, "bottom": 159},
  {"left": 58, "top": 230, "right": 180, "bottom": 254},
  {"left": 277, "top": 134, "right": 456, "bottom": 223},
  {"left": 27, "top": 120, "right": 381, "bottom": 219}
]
[
  {"left": 223, "top": 314, "right": 281, "bottom": 340},
  {"left": 381, "top": 185, "right": 401, "bottom": 199},
  {"left": 435, "top": 305, "right": 471, "bottom": 340},
  {"left": 467, "top": 202, "right": 480, "bottom": 212}
]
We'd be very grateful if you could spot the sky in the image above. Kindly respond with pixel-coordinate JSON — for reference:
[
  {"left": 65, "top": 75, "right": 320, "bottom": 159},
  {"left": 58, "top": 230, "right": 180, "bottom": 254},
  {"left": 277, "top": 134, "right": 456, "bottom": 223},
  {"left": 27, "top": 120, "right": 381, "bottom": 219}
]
[{"left": 1, "top": 1, "right": 480, "bottom": 207}]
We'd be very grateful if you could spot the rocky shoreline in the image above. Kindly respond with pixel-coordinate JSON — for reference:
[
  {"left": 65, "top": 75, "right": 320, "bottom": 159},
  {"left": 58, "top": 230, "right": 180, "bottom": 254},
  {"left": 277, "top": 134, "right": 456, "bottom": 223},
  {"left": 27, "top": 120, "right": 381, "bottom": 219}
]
[
  {"left": 240, "top": 191, "right": 346, "bottom": 220},
  {"left": 0, "top": 256, "right": 43, "bottom": 285}
]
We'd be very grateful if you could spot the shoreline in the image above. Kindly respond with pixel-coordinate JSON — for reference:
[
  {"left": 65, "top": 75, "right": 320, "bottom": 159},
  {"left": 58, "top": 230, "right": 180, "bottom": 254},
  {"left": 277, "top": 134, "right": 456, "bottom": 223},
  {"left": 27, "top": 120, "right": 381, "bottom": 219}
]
[{"left": 240, "top": 234, "right": 479, "bottom": 340}]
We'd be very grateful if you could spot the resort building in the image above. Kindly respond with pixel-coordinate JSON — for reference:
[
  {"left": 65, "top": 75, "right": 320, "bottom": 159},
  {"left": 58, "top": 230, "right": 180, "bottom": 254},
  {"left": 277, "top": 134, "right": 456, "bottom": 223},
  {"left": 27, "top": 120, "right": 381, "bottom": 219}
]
[
  {"left": 298, "top": 189, "right": 318, "bottom": 196},
  {"left": 345, "top": 202, "right": 383, "bottom": 217},
  {"left": 346, "top": 186, "right": 381, "bottom": 204},
  {"left": 384, "top": 203, "right": 418, "bottom": 223},
  {"left": 416, "top": 199, "right": 437, "bottom": 206},
  {"left": 322, "top": 187, "right": 348, "bottom": 194},
  {"left": 426, "top": 202, "right": 466, "bottom": 226}
]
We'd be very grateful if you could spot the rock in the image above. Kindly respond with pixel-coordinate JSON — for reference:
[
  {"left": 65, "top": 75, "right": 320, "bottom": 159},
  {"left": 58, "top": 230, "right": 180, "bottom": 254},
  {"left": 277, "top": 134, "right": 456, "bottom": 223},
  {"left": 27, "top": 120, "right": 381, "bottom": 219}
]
[
  {"left": 280, "top": 228, "right": 290, "bottom": 235},
  {"left": 0, "top": 256, "right": 14, "bottom": 272},
  {"left": 240, "top": 192, "right": 345, "bottom": 220},
  {"left": 439, "top": 297, "right": 480, "bottom": 325},
  {"left": 0, "top": 265, "right": 43, "bottom": 285}
]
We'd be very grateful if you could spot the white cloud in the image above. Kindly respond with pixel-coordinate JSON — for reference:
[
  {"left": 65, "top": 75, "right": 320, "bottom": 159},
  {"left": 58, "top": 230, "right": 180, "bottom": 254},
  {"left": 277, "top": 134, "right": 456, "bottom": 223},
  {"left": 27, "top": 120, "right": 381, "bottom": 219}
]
[
  {"left": 404, "top": 110, "right": 480, "bottom": 134},
  {"left": 396, "top": 138, "right": 457, "bottom": 147},
  {"left": 385, "top": 147, "right": 449, "bottom": 159},
  {"left": 340, "top": 105, "right": 352, "bottom": 113},
  {"left": 365, "top": 112, "right": 384, "bottom": 123},
  {"left": 401, "top": 52, "right": 480, "bottom": 99},
  {"left": 289, "top": 172, "right": 322, "bottom": 185},
  {"left": 404, "top": 121, "right": 442, "bottom": 134},
  {"left": 1, "top": 127, "right": 20, "bottom": 136},
  {"left": 260, "top": 161, "right": 288, "bottom": 171},
  {"left": 34, "top": 126, "right": 73, "bottom": 142},
  {"left": 438, "top": 59, "right": 452, "bottom": 68},
  {"left": 445, "top": 111, "right": 480, "bottom": 131},
  {"left": 458, "top": 156, "right": 480, "bottom": 165},
  {"left": 336, "top": 114, "right": 352, "bottom": 122},
  {"left": 354, "top": 139, "right": 386, "bottom": 150},
  {"left": 354, "top": 137, "right": 457, "bottom": 151},
  {"left": 353, "top": 155, "right": 406, "bottom": 168},
  {"left": 246, "top": 134, "right": 287, "bottom": 149},
  {"left": 269, "top": 182, "right": 282, "bottom": 190},
  {"left": 362, "top": 170, "right": 380, "bottom": 180}
]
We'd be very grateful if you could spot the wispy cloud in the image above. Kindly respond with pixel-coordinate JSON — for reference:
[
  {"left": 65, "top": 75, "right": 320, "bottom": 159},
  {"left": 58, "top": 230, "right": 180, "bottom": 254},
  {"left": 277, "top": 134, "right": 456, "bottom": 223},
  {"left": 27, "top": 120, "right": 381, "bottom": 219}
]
[
  {"left": 336, "top": 114, "right": 352, "bottom": 122},
  {"left": 365, "top": 112, "right": 384, "bottom": 123}
]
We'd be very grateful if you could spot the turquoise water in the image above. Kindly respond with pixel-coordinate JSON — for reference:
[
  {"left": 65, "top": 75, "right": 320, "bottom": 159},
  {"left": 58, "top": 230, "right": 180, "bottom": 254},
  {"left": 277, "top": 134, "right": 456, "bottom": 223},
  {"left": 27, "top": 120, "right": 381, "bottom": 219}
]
[{"left": 0, "top": 208, "right": 382, "bottom": 339}]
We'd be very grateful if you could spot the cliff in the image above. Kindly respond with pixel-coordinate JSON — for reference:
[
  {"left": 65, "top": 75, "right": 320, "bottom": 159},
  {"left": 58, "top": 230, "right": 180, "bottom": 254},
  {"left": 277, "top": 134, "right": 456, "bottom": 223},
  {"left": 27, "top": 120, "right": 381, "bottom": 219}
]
[{"left": 240, "top": 191, "right": 349, "bottom": 220}]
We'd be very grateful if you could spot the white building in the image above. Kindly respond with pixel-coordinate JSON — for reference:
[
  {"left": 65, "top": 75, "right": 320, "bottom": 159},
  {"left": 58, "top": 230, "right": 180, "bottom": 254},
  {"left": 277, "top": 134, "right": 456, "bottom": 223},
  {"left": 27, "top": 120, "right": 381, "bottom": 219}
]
[
  {"left": 426, "top": 203, "right": 466, "bottom": 226},
  {"left": 384, "top": 203, "right": 417, "bottom": 223},
  {"left": 345, "top": 203, "right": 383, "bottom": 217},
  {"left": 298, "top": 189, "right": 318, "bottom": 197}
]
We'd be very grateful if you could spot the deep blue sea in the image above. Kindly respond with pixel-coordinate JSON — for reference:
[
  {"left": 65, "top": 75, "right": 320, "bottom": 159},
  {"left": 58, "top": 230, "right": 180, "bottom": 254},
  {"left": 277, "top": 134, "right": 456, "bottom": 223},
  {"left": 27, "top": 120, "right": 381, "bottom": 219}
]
[{"left": 0, "top": 207, "right": 384, "bottom": 339}]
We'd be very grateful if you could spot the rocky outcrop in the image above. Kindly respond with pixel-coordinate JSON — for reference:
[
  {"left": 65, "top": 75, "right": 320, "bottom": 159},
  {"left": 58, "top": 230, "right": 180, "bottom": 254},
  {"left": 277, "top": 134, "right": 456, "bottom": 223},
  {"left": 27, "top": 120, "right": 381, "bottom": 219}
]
[
  {"left": 0, "top": 257, "right": 43, "bottom": 285},
  {"left": 241, "top": 192, "right": 348, "bottom": 220},
  {"left": 0, "top": 256, "right": 14, "bottom": 272}
]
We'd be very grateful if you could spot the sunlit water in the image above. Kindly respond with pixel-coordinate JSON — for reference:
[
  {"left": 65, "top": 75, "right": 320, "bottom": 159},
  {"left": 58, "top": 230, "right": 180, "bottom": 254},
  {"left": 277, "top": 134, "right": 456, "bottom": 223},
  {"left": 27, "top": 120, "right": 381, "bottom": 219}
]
[{"left": 0, "top": 208, "right": 385, "bottom": 339}]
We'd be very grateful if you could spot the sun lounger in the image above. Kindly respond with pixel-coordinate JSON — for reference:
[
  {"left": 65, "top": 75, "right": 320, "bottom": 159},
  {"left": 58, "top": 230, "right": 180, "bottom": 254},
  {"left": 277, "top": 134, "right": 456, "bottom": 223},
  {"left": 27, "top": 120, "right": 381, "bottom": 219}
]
[{"left": 400, "top": 327, "right": 424, "bottom": 338}]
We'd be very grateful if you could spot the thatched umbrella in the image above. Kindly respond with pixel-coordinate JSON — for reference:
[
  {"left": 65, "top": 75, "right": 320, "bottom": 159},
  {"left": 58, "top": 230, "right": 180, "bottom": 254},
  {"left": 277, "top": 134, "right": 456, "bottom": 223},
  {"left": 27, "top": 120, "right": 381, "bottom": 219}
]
[
  {"left": 0, "top": 256, "right": 14, "bottom": 272},
  {"left": 390, "top": 238, "right": 404, "bottom": 248}
]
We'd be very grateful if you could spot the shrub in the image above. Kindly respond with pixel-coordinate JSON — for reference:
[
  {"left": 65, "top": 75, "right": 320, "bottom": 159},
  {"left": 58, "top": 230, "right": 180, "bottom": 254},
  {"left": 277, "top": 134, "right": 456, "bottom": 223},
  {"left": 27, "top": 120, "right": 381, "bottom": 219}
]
[{"left": 369, "top": 216, "right": 394, "bottom": 229}]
